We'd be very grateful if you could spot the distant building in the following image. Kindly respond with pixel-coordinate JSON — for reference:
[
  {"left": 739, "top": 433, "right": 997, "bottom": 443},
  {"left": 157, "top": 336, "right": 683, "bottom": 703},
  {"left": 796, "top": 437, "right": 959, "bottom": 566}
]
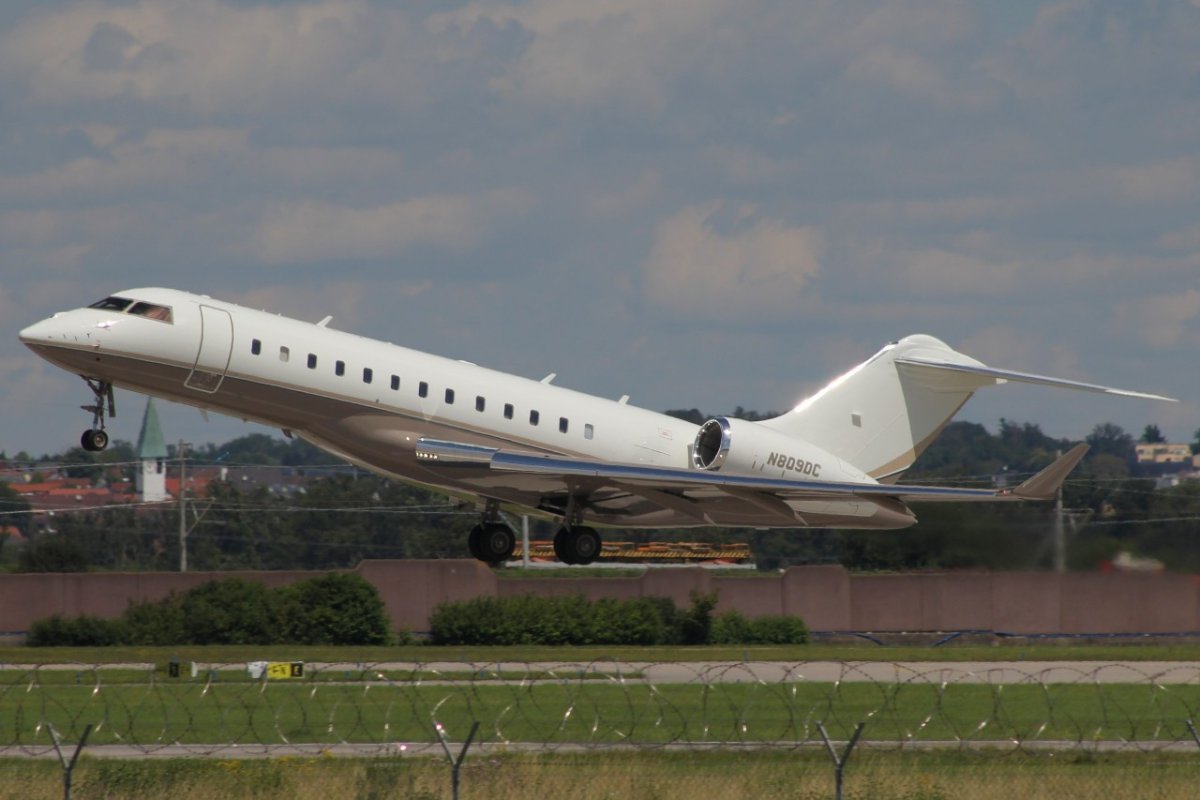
[
  {"left": 1134, "top": 442, "right": 1196, "bottom": 466},
  {"left": 136, "top": 398, "right": 169, "bottom": 503}
]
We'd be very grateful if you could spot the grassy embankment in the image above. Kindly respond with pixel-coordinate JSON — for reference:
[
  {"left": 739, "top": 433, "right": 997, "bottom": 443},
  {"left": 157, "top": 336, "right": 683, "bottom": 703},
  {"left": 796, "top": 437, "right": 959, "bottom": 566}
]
[{"left": 1, "top": 750, "right": 1199, "bottom": 800}]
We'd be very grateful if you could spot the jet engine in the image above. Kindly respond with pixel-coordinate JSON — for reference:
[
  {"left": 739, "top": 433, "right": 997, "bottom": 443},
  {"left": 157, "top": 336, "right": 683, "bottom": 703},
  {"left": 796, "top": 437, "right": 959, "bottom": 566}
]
[{"left": 692, "top": 416, "right": 855, "bottom": 481}]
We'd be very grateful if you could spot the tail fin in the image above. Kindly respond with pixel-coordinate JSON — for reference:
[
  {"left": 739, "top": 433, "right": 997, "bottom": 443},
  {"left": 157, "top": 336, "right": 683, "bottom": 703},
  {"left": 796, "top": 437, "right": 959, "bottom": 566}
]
[{"left": 759, "top": 335, "right": 1173, "bottom": 481}]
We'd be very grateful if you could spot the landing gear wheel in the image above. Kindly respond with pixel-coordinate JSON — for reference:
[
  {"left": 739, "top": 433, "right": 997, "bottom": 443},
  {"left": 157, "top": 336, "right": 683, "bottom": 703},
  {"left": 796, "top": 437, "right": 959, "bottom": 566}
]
[
  {"left": 474, "top": 523, "right": 515, "bottom": 564},
  {"left": 79, "top": 378, "right": 115, "bottom": 453},
  {"left": 81, "top": 428, "right": 109, "bottom": 452},
  {"left": 571, "top": 527, "right": 601, "bottom": 565},
  {"left": 553, "top": 526, "right": 602, "bottom": 565},
  {"left": 467, "top": 524, "right": 485, "bottom": 560},
  {"left": 553, "top": 527, "right": 574, "bottom": 565}
]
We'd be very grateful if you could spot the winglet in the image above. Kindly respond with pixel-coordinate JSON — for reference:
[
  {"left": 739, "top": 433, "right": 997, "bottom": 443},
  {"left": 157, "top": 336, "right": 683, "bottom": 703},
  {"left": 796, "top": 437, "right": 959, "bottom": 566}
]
[{"left": 1010, "top": 444, "right": 1090, "bottom": 500}]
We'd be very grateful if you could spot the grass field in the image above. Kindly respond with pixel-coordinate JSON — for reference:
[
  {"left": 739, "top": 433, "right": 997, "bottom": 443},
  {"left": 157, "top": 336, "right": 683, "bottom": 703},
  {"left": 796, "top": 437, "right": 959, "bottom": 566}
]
[
  {"left": 2, "top": 750, "right": 1200, "bottom": 799},
  {"left": 3, "top": 672, "right": 1200, "bottom": 746},
  {"left": 3, "top": 643, "right": 1199, "bottom": 798}
]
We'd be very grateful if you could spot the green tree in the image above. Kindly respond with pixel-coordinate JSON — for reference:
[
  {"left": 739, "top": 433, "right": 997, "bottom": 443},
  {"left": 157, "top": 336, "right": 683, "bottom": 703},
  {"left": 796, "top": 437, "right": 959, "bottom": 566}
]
[
  {"left": 0, "top": 483, "right": 33, "bottom": 538},
  {"left": 1086, "top": 423, "right": 1136, "bottom": 467},
  {"left": 1140, "top": 424, "right": 1165, "bottom": 444},
  {"left": 17, "top": 535, "right": 88, "bottom": 572},
  {"left": 276, "top": 573, "right": 391, "bottom": 645}
]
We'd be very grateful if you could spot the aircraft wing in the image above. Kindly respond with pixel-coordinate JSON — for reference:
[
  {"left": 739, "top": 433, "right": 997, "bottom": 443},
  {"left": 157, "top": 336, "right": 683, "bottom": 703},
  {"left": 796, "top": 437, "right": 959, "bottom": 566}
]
[{"left": 415, "top": 439, "right": 1089, "bottom": 520}]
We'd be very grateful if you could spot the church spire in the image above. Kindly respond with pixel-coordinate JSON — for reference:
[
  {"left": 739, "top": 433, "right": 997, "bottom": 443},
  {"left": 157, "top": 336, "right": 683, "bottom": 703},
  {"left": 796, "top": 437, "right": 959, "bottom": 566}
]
[{"left": 136, "top": 398, "right": 169, "bottom": 502}]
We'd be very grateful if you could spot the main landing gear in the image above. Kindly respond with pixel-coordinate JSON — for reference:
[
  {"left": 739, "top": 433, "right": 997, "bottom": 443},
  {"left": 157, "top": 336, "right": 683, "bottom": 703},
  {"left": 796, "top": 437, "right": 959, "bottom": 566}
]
[
  {"left": 465, "top": 500, "right": 604, "bottom": 566},
  {"left": 553, "top": 525, "right": 601, "bottom": 566},
  {"left": 467, "top": 520, "right": 516, "bottom": 564},
  {"left": 79, "top": 378, "right": 115, "bottom": 452}
]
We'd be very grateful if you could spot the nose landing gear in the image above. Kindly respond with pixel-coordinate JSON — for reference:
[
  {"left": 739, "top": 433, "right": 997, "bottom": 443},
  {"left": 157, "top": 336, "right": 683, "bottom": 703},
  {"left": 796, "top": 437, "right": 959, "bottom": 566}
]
[{"left": 79, "top": 378, "right": 115, "bottom": 452}]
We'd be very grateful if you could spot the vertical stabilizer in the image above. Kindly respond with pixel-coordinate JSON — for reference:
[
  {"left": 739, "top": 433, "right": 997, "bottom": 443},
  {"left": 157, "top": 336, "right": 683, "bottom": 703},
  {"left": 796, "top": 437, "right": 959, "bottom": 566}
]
[{"left": 759, "top": 336, "right": 998, "bottom": 480}]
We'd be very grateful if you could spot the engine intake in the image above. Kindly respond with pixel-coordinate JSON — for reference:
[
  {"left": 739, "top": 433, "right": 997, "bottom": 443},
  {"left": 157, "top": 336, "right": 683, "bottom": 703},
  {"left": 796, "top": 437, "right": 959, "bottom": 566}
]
[
  {"left": 693, "top": 418, "right": 732, "bottom": 470},
  {"left": 692, "top": 416, "right": 847, "bottom": 480}
]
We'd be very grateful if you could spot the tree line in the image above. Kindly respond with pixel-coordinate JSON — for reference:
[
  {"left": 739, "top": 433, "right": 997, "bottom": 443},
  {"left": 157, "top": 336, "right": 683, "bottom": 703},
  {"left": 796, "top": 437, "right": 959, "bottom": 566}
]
[{"left": 2, "top": 417, "right": 1198, "bottom": 574}]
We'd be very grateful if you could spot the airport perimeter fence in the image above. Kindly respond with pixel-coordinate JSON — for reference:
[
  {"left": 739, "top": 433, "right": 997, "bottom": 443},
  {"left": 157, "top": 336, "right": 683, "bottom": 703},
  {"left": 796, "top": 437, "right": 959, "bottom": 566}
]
[
  {"left": 4, "top": 662, "right": 1200, "bottom": 796},
  {"left": 5, "top": 659, "right": 1200, "bottom": 759}
]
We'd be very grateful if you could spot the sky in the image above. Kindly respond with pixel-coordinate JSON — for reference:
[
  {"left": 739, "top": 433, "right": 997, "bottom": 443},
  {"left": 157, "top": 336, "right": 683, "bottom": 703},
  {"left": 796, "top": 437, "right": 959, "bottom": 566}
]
[{"left": 2, "top": 0, "right": 1198, "bottom": 459}]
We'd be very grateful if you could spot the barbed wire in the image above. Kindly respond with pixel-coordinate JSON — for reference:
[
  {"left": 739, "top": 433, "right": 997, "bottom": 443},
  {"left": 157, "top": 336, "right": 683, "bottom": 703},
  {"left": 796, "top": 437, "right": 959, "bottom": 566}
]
[{"left": 2, "top": 660, "right": 1199, "bottom": 758}]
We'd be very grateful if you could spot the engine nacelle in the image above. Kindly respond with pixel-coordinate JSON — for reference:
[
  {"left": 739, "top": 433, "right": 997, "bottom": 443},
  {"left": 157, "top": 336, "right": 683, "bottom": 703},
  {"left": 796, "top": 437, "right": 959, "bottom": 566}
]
[{"left": 692, "top": 416, "right": 864, "bottom": 481}]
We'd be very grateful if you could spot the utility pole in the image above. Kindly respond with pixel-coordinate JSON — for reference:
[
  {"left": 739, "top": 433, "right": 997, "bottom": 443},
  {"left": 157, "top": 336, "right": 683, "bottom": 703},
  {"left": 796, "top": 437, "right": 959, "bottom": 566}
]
[
  {"left": 178, "top": 440, "right": 190, "bottom": 572},
  {"left": 1053, "top": 449, "right": 1065, "bottom": 573},
  {"left": 521, "top": 515, "right": 530, "bottom": 568}
]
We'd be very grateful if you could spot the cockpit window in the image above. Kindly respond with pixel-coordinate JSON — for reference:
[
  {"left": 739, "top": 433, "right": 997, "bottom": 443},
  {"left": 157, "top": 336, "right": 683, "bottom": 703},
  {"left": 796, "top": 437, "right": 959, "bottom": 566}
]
[
  {"left": 89, "top": 296, "right": 134, "bottom": 312},
  {"left": 128, "top": 302, "right": 173, "bottom": 323}
]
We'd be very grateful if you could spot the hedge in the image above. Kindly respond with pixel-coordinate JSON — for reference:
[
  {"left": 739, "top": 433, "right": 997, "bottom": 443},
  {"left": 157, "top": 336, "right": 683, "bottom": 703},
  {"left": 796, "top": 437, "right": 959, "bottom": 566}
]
[
  {"left": 27, "top": 573, "right": 394, "bottom": 647},
  {"left": 429, "top": 592, "right": 808, "bottom": 646}
]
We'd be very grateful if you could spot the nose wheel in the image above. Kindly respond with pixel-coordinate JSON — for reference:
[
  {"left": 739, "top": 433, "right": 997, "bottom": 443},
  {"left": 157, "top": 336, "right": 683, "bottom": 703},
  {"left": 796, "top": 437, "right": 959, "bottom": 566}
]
[
  {"left": 79, "top": 378, "right": 115, "bottom": 452},
  {"left": 81, "top": 428, "right": 109, "bottom": 452}
]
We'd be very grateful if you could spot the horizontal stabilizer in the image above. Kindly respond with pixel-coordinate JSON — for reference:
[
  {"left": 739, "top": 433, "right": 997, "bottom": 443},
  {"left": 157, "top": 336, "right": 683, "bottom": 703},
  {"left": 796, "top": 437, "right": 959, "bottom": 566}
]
[
  {"left": 896, "top": 357, "right": 1177, "bottom": 402},
  {"left": 1010, "top": 444, "right": 1090, "bottom": 501}
]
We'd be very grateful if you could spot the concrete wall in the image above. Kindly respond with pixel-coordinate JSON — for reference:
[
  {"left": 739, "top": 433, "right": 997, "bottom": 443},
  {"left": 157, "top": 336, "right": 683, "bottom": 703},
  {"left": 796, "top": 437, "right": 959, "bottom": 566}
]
[{"left": 2, "top": 561, "right": 1198, "bottom": 640}]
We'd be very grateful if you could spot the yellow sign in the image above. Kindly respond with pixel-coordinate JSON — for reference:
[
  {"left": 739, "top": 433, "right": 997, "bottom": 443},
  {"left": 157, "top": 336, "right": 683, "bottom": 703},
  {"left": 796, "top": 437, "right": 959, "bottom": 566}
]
[{"left": 266, "top": 662, "right": 304, "bottom": 680}]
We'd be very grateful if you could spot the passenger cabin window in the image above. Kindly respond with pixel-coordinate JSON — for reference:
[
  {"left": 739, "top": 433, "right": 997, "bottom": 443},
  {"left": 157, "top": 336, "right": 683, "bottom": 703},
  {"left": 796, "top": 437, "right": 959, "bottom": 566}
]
[
  {"left": 390, "top": 375, "right": 400, "bottom": 391},
  {"left": 504, "top": 404, "right": 514, "bottom": 420},
  {"left": 559, "top": 417, "right": 569, "bottom": 434},
  {"left": 418, "top": 382, "right": 429, "bottom": 398},
  {"left": 335, "top": 360, "right": 345, "bottom": 377},
  {"left": 445, "top": 388, "right": 455, "bottom": 404},
  {"left": 251, "top": 339, "right": 262, "bottom": 355},
  {"left": 127, "top": 301, "right": 173, "bottom": 323},
  {"left": 363, "top": 367, "right": 373, "bottom": 384},
  {"left": 307, "top": 354, "right": 317, "bottom": 369},
  {"left": 89, "top": 296, "right": 133, "bottom": 312},
  {"left": 475, "top": 396, "right": 485, "bottom": 412},
  {"left": 280, "top": 346, "right": 290, "bottom": 363},
  {"left": 529, "top": 410, "right": 540, "bottom": 426},
  {"left": 584, "top": 424, "right": 594, "bottom": 440}
]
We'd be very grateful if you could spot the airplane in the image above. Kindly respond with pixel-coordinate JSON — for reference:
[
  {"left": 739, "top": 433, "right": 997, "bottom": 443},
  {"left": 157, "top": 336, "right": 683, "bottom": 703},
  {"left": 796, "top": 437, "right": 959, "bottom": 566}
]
[{"left": 18, "top": 288, "right": 1175, "bottom": 565}]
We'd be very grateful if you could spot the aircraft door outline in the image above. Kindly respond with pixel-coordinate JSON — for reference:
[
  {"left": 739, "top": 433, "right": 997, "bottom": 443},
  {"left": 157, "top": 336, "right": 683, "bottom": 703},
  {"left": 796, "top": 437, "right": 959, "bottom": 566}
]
[{"left": 185, "top": 305, "right": 234, "bottom": 393}]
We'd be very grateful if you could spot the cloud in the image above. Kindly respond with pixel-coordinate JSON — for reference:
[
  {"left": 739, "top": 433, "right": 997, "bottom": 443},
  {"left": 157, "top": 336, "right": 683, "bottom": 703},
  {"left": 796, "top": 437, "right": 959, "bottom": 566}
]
[
  {"left": 1158, "top": 223, "right": 1200, "bottom": 252},
  {"left": 641, "top": 203, "right": 822, "bottom": 320},
  {"left": 888, "top": 246, "right": 1198, "bottom": 296},
  {"left": 0, "top": 127, "right": 249, "bottom": 201},
  {"left": 252, "top": 189, "right": 532, "bottom": 265},
  {"left": 1109, "top": 157, "right": 1200, "bottom": 204},
  {"left": 2, "top": 1, "right": 413, "bottom": 115},
  {"left": 957, "top": 324, "right": 1084, "bottom": 379},
  {"left": 585, "top": 170, "right": 662, "bottom": 219},
  {"left": 1116, "top": 290, "right": 1200, "bottom": 348},
  {"left": 436, "top": 0, "right": 730, "bottom": 109}
]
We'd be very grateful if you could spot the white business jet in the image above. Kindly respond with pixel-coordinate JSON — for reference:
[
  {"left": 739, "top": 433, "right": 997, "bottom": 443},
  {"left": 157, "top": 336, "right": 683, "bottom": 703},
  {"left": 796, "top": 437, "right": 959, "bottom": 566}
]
[{"left": 19, "top": 288, "right": 1173, "bottom": 565}]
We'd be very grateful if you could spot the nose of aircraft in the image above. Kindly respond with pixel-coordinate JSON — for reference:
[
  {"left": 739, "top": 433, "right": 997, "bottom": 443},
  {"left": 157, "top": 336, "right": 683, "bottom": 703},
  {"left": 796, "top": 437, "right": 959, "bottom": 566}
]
[{"left": 18, "top": 316, "right": 60, "bottom": 347}]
